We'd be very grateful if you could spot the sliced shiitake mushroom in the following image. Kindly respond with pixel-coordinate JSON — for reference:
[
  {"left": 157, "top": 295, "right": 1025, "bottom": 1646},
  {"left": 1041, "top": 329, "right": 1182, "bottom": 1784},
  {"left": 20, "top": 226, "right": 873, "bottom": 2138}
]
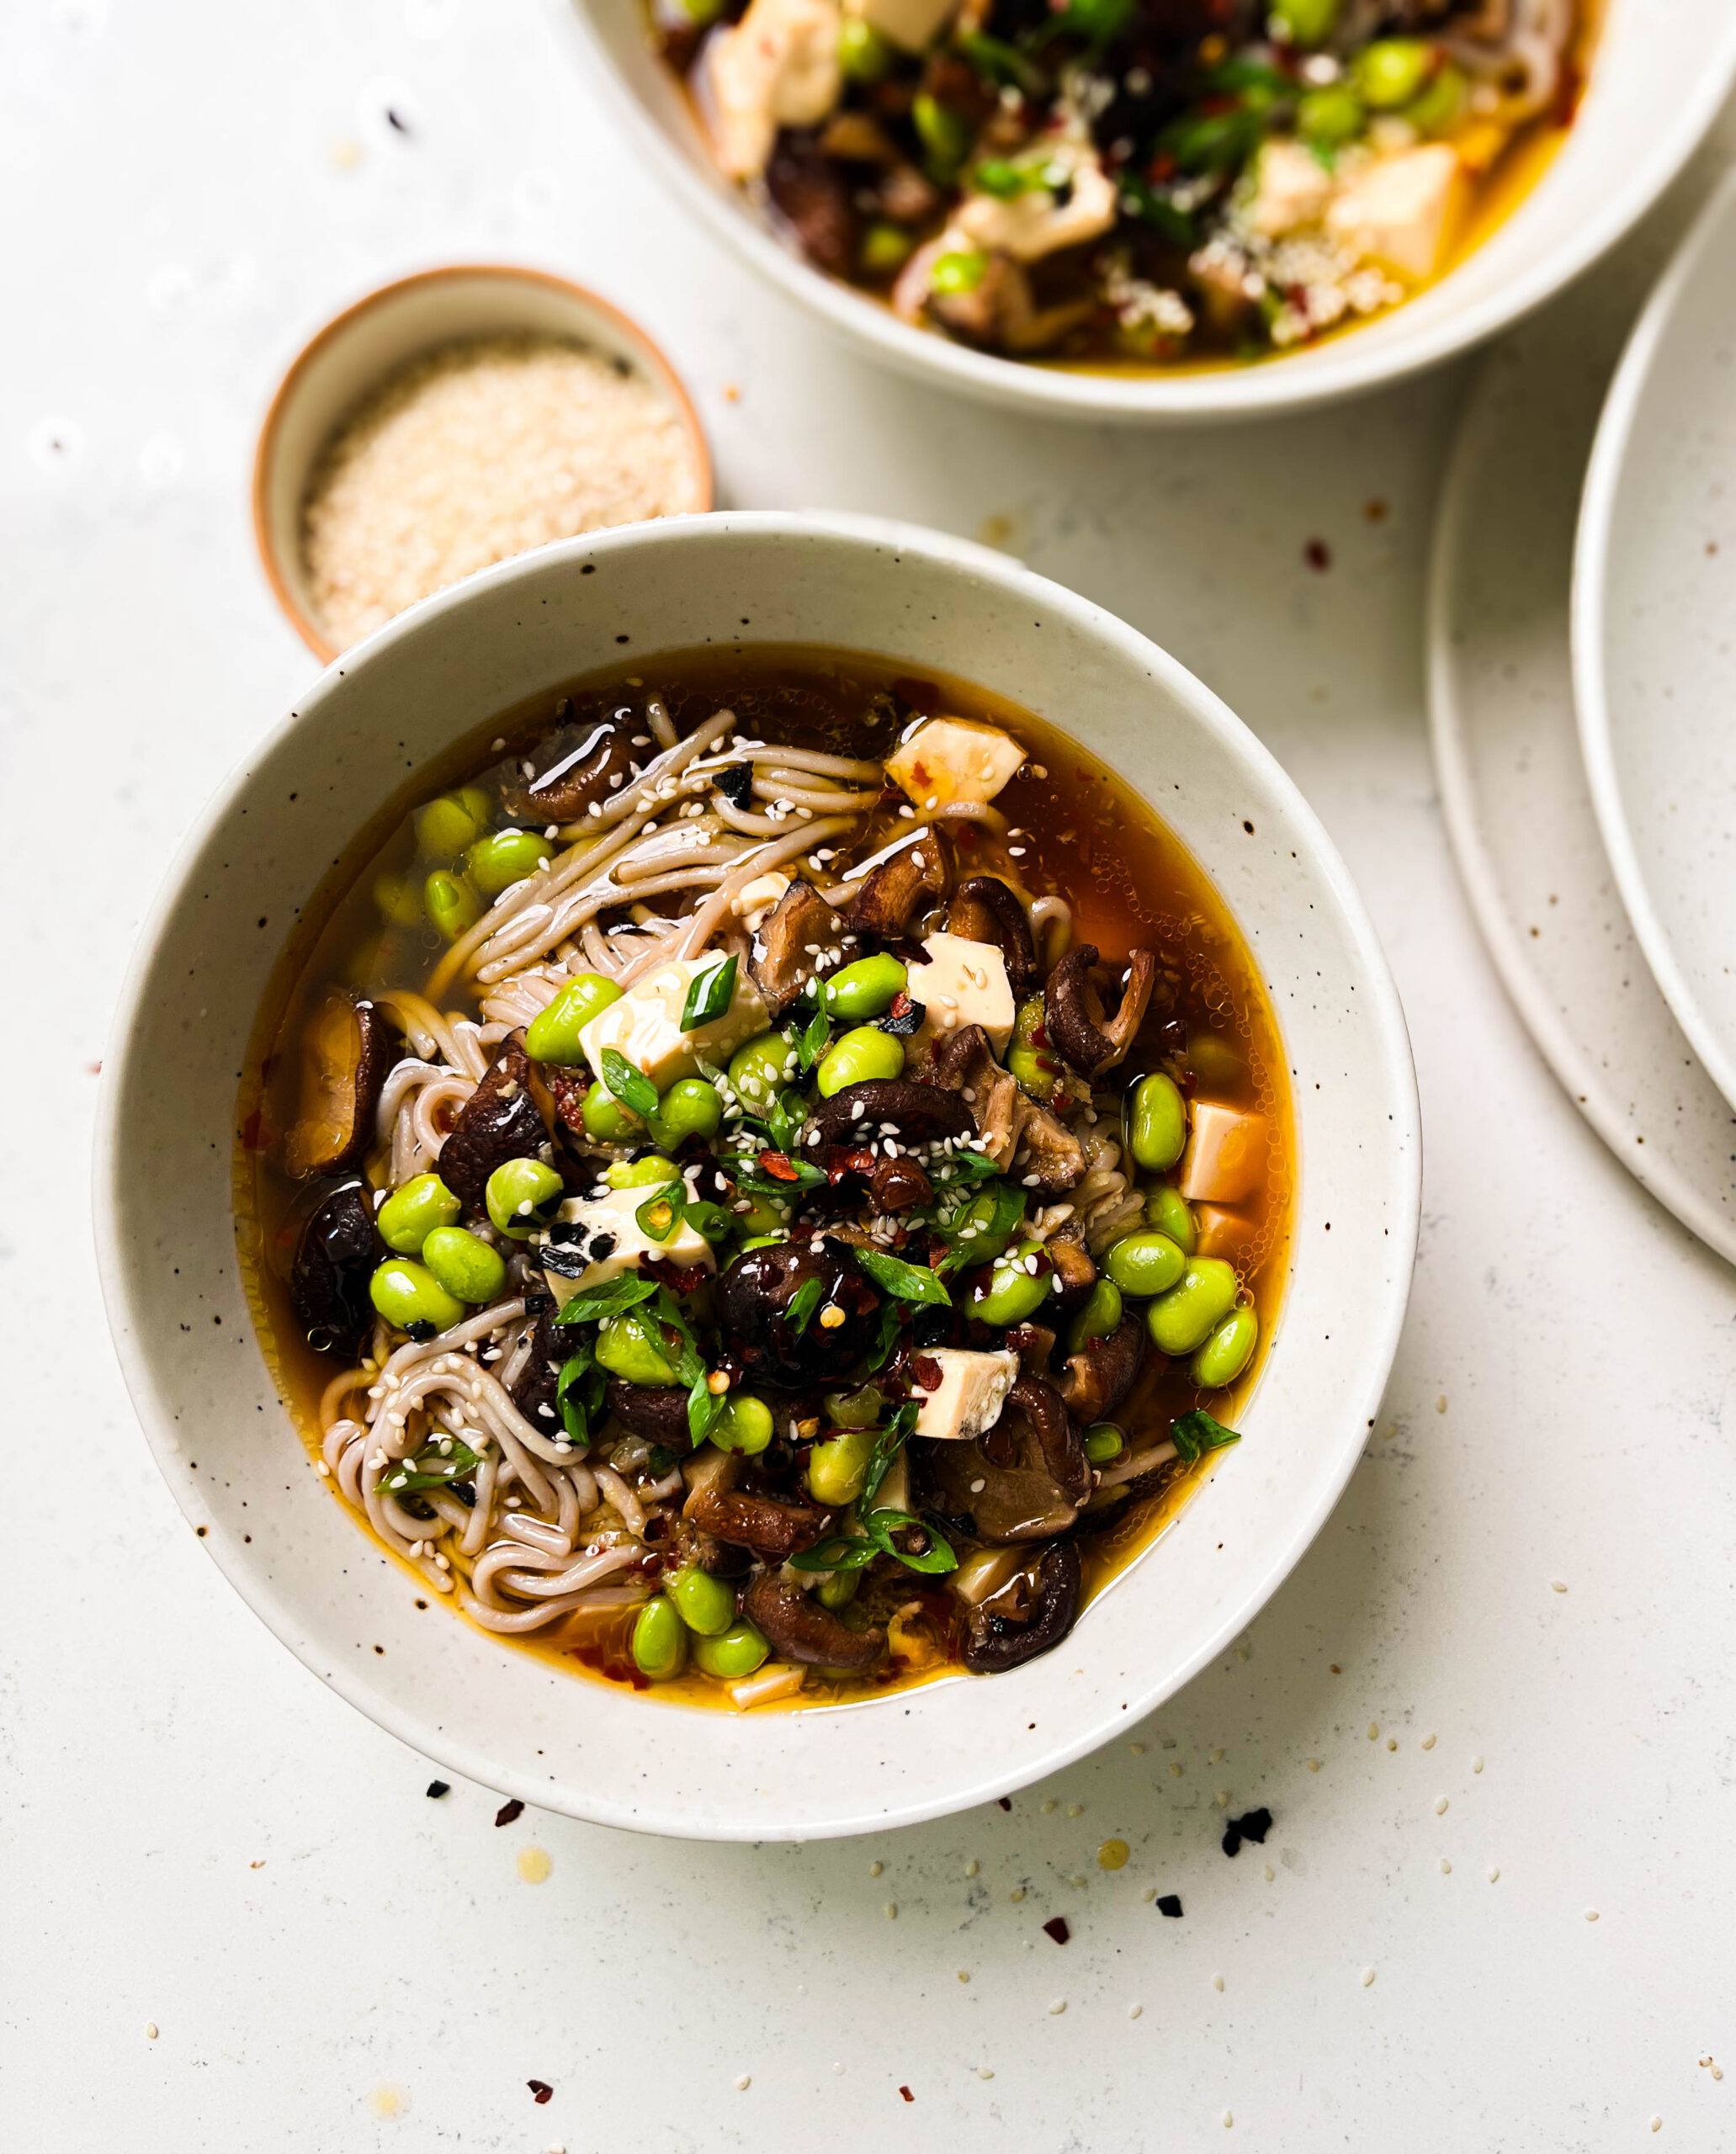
[
  {"left": 687, "top": 1483, "right": 834, "bottom": 1560},
  {"left": 1043, "top": 944, "right": 1159, "bottom": 1076},
  {"left": 716, "top": 1241, "right": 881, "bottom": 1387},
  {"left": 283, "top": 990, "right": 396, "bottom": 1180},
  {"left": 917, "top": 1375, "right": 1087, "bottom": 1545},
  {"left": 748, "top": 879, "right": 853, "bottom": 1017},
  {"left": 604, "top": 1378, "right": 693, "bottom": 1451},
  {"left": 289, "top": 1180, "right": 377, "bottom": 1357},
  {"left": 1044, "top": 1230, "right": 1096, "bottom": 1309},
  {"left": 498, "top": 709, "right": 641, "bottom": 822},
  {"left": 947, "top": 876, "right": 1037, "bottom": 992},
  {"left": 1058, "top": 1313, "right": 1145, "bottom": 1425},
  {"left": 924, "top": 1023, "right": 1082, "bottom": 1195},
  {"left": 742, "top": 1574, "right": 884, "bottom": 1670},
  {"left": 511, "top": 1296, "right": 566, "bottom": 1430},
  {"left": 962, "top": 1538, "right": 1080, "bottom": 1674},
  {"left": 849, "top": 830, "right": 950, "bottom": 940},
  {"left": 804, "top": 1077, "right": 974, "bottom": 1151},
  {"left": 434, "top": 1030, "right": 555, "bottom": 1207}
]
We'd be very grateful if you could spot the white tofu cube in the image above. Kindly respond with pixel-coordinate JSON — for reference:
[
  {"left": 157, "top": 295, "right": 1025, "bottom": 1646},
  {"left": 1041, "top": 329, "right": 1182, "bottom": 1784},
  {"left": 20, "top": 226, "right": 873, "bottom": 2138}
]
[
  {"left": 886, "top": 717, "right": 1026, "bottom": 810},
  {"left": 730, "top": 869, "right": 791, "bottom": 934},
  {"left": 698, "top": 0, "right": 843, "bottom": 180},
  {"left": 1246, "top": 138, "right": 1334, "bottom": 238},
  {"left": 1192, "top": 1203, "right": 1255, "bottom": 1265},
  {"left": 845, "top": 0, "right": 957, "bottom": 55},
  {"left": 912, "top": 1347, "right": 1020, "bottom": 1441},
  {"left": 906, "top": 932, "right": 1016, "bottom": 1059},
  {"left": 955, "top": 150, "right": 1118, "bottom": 263},
  {"left": 1326, "top": 143, "right": 1466, "bottom": 281},
  {"left": 579, "top": 956, "right": 770, "bottom": 1096},
  {"left": 538, "top": 1187, "right": 714, "bottom": 1311},
  {"left": 1177, "top": 1102, "right": 1268, "bottom": 1206}
]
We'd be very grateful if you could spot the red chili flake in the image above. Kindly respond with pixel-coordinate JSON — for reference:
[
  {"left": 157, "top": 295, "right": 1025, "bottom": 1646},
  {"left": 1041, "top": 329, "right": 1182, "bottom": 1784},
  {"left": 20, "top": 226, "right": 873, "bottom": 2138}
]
[
  {"left": 758, "top": 1149, "right": 801, "bottom": 1182},
  {"left": 239, "top": 1106, "right": 272, "bottom": 1151},
  {"left": 87, "top": 1059, "right": 103, "bottom": 1075},
  {"left": 495, "top": 1799, "right": 524, "bottom": 1828},
  {"left": 1149, "top": 151, "right": 1177, "bottom": 181},
  {"left": 953, "top": 821, "right": 979, "bottom": 852},
  {"left": 887, "top": 989, "right": 915, "bottom": 1022},
  {"left": 911, "top": 1353, "right": 942, "bottom": 1393},
  {"left": 646, "top": 1256, "right": 709, "bottom": 1294},
  {"left": 1303, "top": 538, "right": 1331, "bottom": 572},
  {"left": 1043, "top": 1916, "right": 1070, "bottom": 1944},
  {"left": 899, "top": 2086, "right": 915, "bottom": 2103},
  {"left": 528, "top": 2080, "right": 553, "bottom": 2104}
]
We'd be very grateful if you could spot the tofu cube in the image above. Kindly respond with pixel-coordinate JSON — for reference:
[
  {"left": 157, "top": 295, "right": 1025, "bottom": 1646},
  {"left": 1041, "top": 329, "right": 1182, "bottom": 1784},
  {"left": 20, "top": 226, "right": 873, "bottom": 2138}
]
[
  {"left": 538, "top": 1187, "right": 714, "bottom": 1312},
  {"left": 1246, "top": 138, "right": 1334, "bottom": 238},
  {"left": 698, "top": 0, "right": 843, "bottom": 180},
  {"left": 1192, "top": 1203, "right": 1256, "bottom": 1265},
  {"left": 912, "top": 1347, "right": 1020, "bottom": 1441},
  {"left": 1177, "top": 1102, "right": 1268, "bottom": 1206},
  {"left": 886, "top": 717, "right": 1026, "bottom": 810},
  {"left": 846, "top": 0, "right": 957, "bottom": 55},
  {"left": 1326, "top": 143, "right": 1467, "bottom": 282},
  {"left": 579, "top": 956, "right": 769, "bottom": 1095},
  {"left": 906, "top": 932, "right": 1016, "bottom": 1059}
]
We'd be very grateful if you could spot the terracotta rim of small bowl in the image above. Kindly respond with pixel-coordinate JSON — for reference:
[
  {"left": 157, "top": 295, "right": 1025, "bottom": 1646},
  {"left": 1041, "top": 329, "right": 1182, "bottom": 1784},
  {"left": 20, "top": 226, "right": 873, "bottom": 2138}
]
[{"left": 251, "top": 263, "right": 716, "bottom": 664}]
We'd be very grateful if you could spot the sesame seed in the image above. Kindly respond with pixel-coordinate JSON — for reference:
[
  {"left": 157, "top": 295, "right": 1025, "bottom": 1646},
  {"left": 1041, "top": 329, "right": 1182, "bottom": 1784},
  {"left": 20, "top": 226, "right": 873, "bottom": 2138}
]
[
  {"left": 735, "top": 2074, "right": 751, "bottom": 2091},
  {"left": 1487, "top": 1866, "right": 1500, "bottom": 1882},
  {"left": 1048, "top": 1998, "right": 1066, "bottom": 2015},
  {"left": 1211, "top": 1973, "right": 1224, "bottom": 1992},
  {"left": 1585, "top": 1908, "right": 1600, "bottom": 1922},
  {"left": 1128, "top": 2003, "right": 1142, "bottom": 2020},
  {"left": 1360, "top": 1967, "right": 1376, "bottom": 1987},
  {"left": 869, "top": 1860, "right": 883, "bottom": 1876},
  {"left": 1435, "top": 1796, "right": 1448, "bottom": 1815},
  {"left": 1439, "top": 1858, "right": 1452, "bottom": 1874},
  {"left": 885, "top": 1902, "right": 898, "bottom": 1919},
  {"left": 964, "top": 1860, "right": 979, "bottom": 1876},
  {"left": 146, "top": 2023, "right": 158, "bottom": 2040}
]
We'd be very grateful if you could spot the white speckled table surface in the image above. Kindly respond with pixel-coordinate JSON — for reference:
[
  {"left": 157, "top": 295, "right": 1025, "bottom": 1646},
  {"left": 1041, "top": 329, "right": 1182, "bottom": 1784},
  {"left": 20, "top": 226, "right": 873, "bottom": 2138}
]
[{"left": 7, "top": 3, "right": 1736, "bottom": 2146}]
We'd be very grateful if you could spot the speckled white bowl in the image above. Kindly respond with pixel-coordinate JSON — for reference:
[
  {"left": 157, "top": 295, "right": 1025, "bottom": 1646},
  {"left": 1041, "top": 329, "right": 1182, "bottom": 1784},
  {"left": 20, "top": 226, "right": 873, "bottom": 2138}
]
[
  {"left": 558, "top": 0, "right": 1736, "bottom": 424},
  {"left": 94, "top": 512, "right": 1419, "bottom": 1840}
]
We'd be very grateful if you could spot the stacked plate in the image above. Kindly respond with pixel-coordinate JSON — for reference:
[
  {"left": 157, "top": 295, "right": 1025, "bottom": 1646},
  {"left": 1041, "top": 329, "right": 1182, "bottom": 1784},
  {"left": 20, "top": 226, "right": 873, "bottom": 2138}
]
[{"left": 1430, "top": 151, "right": 1736, "bottom": 1265}]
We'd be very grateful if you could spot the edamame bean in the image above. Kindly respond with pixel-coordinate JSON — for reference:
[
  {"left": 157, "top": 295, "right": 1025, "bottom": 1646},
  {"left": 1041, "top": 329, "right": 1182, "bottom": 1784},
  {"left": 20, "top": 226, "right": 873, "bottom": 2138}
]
[
  {"left": 525, "top": 972, "right": 622, "bottom": 1064},
  {"left": 607, "top": 1154, "right": 679, "bottom": 1190},
  {"left": 1146, "top": 1257, "right": 1240, "bottom": 1356},
  {"left": 372, "top": 869, "right": 424, "bottom": 928},
  {"left": 816, "top": 1025, "right": 905, "bottom": 1099},
  {"left": 421, "top": 1226, "right": 508, "bottom": 1306},
  {"left": 466, "top": 828, "right": 553, "bottom": 897},
  {"left": 632, "top": 1595, "right": 688, "bottom": 1679},
  {"left": 734, "top": 1193, "right": 790, "bottom": 1239},
  {"left": 1271, "top": 0, "right": 1340, "bottom": 43},
  {"left": 485, "top": 1158, "right": 565, "bottom": 1238},
  {"left": 807, "top": 1425, "right": 877, "bottom": 1507},
  {"left": 650, "top": 1077, "right": 725, "bottom": 1148},
  {"left": 1008, "top": 995, "right": 1059, "bottom": 1100},
  {"left": 669, "top": 1565, "right": 738, "bottom": 1637},
  {"left": 1299, "top": 82, "right": 1367, "bottom": 145},
  {"left": 727, "top": 1032, "right": 798, "bottom": 1107},
  {"left": 424, "top": 870, "right": 480, "bottom": 942},
  {"left": 693, "top": 1619, "right": 770, "bottom": 1679},
  {"left": 1404, "top": 61, "right": 1466, "bottom": 135},
  {"left": 1144, "top": 1182, "right": 1197, "bottom": 1255},
  {"left": 581, "top": 1087, "right": 640, "bottom": 1142},
  {"left": 737, "top": 1234, "right": 788, "bottom": 1254},
  {"left": 826, "top": 1383, "right": 886, "bottom": 1430},
  {"left": 972, "top": 1241, "right": 1053, "bottom": 1327},
  {"left": 715, "top": 1393, "right": 773, "bottom": 1456},
  {"left": 1105, "top": 1229, "right": 1187, "bottom": 1300},
  {"left": 1084, "top": 1422, "right": 1125, "bottom": 1464},
  {"left": 824, "top": 952, "right": 906, "bottom": 1021},
  {"left": 377, "top": 1172, "right": 461, "bottom": 1255},
  {"left": 817, "top": 1568, "right": 860, "bottom": 1610},
  {"left": 1067, "top": 1278, "right": 1123, "bottom": 1356},
  {"left": 415, "top": 793, "right": 486, "bottom": 859},
  {"left": 1192, "top": 1305, "right": 1258, "bottom": 1390},
  {"left": 838, "top": 12, "right": 892, "bottom": 80},
  {"left": 1128, "top": 1071, "right": 1188, "bottom": 1173},
  {"left": 949, "top": 1186, "right": 1024, "bottom": 1267},
  {"left": 369, "top": 1257, "right": 465, "bottom": 1337},
  {"left": 1354, "top": 35, "right": 1432, "bottom": 108},
  {"left": 595, "top": 1315, "right": 677, "bottom": 1386}
]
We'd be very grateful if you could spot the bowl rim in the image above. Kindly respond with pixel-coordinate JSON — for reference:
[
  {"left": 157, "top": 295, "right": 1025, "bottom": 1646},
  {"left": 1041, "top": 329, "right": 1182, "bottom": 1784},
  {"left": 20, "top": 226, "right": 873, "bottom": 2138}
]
[
  {"left": 95, "top": 510, "right": 1421, "bottom": 1835},
  {"left": 251, "top": 260, "right": 717, "bottom": 663},
  {"left": 555, "top": 0, "right": 1736, "bottom": 423}
]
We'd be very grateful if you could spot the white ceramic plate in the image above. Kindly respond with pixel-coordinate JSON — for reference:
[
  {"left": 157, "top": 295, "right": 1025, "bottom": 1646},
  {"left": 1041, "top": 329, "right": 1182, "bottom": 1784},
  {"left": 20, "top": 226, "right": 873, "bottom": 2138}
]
[
  {"left": 95, "top": 512, "right": 1419, "bottom": 1841},
  {"left": 555, "top": 0, "right": 1736, "bottom": 424},
  {"left": 1429, "top": 156, "right": 1736, "bottom": 1265},
  {"left": 1574, "top": 167, "right": 1736, "bottom": 1121}
]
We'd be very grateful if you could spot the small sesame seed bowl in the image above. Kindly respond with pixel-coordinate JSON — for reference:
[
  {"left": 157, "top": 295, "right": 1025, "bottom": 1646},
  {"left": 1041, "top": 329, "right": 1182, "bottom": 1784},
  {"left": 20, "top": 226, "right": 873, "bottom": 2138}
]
[{"left": 252, "top": 264, "right": 714, "bottom": 662}]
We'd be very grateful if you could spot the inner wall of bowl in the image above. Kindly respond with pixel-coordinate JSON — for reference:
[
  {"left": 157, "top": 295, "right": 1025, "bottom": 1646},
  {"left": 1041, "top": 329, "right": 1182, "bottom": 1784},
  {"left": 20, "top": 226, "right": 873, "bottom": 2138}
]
[{"left": 104, "top": 519, "right": 1415, "bottom": 1838}]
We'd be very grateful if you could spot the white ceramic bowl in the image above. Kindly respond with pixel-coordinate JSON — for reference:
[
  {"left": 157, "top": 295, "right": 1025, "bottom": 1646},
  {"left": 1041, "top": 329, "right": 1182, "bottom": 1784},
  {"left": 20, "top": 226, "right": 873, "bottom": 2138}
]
[
  {"left": 95, "top": 512, "right": 1419, "bottom": 1840},
  {"left": 1573, "top": 167, "right": 1736, "bottom": 1119},
  {"left": 558, "top": 0, "right": 1736, "bottom": 424}
]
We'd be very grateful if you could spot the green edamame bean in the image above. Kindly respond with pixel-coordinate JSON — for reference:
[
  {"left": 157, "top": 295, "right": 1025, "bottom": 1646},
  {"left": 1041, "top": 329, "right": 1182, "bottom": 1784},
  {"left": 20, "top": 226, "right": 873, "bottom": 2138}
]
[
  {"left": 607, "top": 1154, "right": 679, "bottom": 1190},
  {"left": 1299, "top": 83, "right": 1367, "bottom": 145},
  {"left": 826, "top": 1383, "right": 886, "bottom": 1430},
  {"left": 1066, "top": 1278, "right": 1123, "bottom": 1356},
  {"left": 632, "top": 1595, "right": 688, "bottom": 1679},
  {"left": 738, "top": 1233, "right": 788, "bottom": 1255},
  {"left": 1404, "top": 61, "right": 1466, "bottom": 135},
  {"left": 735, "top": 1193, "right": 790, "bottom": 1238},
  {"left": 972, "top": 1241, "right": 1054, "bottom": 1327},
  {"left": 581, "top": 1087, "right": 640, "bottom": 1142},
  {"left": 727, "top": 1032, "right": 798, "bottom": 1107},
  {"left": 693, "top": 1619, "right": 770, "bottom": 1679},
  {"left": 369, "top": 1257, "right": 465, "bottom": 1337},
  {"left": 1007, "top": 995, "right": 1059, "bottom": 1100},
  {"left": 817, "top": 1568, "right": 860, "bottom": 1610},
  {"left": 595, "top": 1314, "right": 678, "bottom": 1387},
  {"left": 816, "top": 1026, "right": 905, "bottom": 1099},
  {"left": 807, "top": 1425, "right": 877, "bottom": 1508},
  {"left": 669, "top": 1564, "right": 738, "bottom": 1638},
  {"left": 1354, "top": 35, "right": 1432, "bottom": 108},
  {"left": 1105, "top": 1229, "right": 1187, "bottom": 1301},
  {"left": 1084, "top": 1422, "right": 1125, "bottom": 1464},
  {"left": 1271, "top": 0, "right": 1340, "bottom": 44},
  {"left": 1128, "top": 1071, "right": 1188, "bottom": 1173},
  {"left": 525, "top": 971, "right": 622, "bottom": 1064},
  {"left": 372, "top": 869, "right": 424, "bottom": 928},
  {"left": 860, "top": 221, "right": 915, "bottom": 276},
  {"left": 376, "top": 1172, "right": 461, "bottom": 1255},
  {"left": 838, "top": 12, "right": 892, "bottom": 80},
  {"left": 420, "top": 1225, "right": 508, "bottom": 1306},
  {"left": 485, "top": 1158, "right": 565, "bottom": 1238},
  {"left": 415, "top": 792, "right": 486, "bottom": 860},
  {"left": 1192, "top": 1305, "right": 1258, "bottom": 1390},
  {"left": 949, "top": 1186, "right": 1024, "bottom": 1267},
  {"left": 650, "top": 1077, "right": 724, "bottom": 1148},
  {"left": 1147, "top": 1257, "right": 1240, "bottom": 1356},
  {"left": 715, "top": 1393, "right": 773, "bottom": 1456},
  {"left": 424, "top": 869, "right": 481, "bottom": 942},
  {"left": 824, "top": 952, "right": 906, "bottom": 1021},
  {"left": 1144, "top": 1183, "right": 1197, "bottom": 1255},
  {"left": 465, "top": 828, "right": 553, "bottom": 898}
]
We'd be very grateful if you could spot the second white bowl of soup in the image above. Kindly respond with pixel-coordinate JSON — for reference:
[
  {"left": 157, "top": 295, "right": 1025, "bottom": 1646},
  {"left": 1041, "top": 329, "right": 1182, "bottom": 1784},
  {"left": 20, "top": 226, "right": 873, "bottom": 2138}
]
[{"left": 96, "top": 512, "right": 1419, "bottom": 1838}]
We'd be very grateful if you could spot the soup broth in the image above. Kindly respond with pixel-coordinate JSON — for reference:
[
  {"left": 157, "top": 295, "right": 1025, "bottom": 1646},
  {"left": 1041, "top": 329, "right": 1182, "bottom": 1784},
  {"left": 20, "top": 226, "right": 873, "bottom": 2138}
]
[{"left": 240, "top": 649, "right": 1293, "bottom": 1711}]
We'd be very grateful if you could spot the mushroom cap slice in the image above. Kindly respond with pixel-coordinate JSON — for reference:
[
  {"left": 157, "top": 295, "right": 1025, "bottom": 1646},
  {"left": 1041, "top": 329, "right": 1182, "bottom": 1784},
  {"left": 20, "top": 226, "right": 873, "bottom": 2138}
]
[
  {"left": 1058, "top": 1313, "right": 1145, "bottom": 1425},
  {"left": 498, "top": 712, "right": 640, "bottom": 823},
  {"left": 917, "top": 1374, "right": 1087, "bottom": 1544},
  {"left": 604, "top": 1378, "right": 694, "bottom": 1451},
  {"left": 748, "top": 878, "right": 855, "bottom": 1017},
  {"left": 847, "top": 829, "right": 951, "bottom": 941},
  {"left": 283, "top": 991, "right": 396, "bottom": 1180},
  {"left": 687, "top": 1482, "right": 834, "bottom": 1559},
  {"left": 947, "top": 876, "right": 1038, "bottom": 993},
  {"left": 962, "top": 1538, "right": 1081, "bottom": 1674},
  {"left": 742, "top": 1574, "right": 884, "bottom": 1669},
  {"left": 805, "top": 1077, "right": 974, "bottom": 1152},
  {"left": 716, "top": 1241, "right": 882, "bottom": 1387},
  {"left": 434, "top": 1030, "right": 555, "bottom": 1207},
  {"left": 1043, "top": 943, "right": 1160, "bottom": 1077},
  {"left": 289, "top": 1180, "right": 378, "bottom": 1357}
]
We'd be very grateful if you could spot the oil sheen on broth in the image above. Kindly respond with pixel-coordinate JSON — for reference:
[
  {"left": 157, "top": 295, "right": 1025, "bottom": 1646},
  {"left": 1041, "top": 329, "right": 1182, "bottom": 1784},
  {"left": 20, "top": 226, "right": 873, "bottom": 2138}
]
[{"left": 239, "top": 650, "right": 1293, "bottom": 1711}]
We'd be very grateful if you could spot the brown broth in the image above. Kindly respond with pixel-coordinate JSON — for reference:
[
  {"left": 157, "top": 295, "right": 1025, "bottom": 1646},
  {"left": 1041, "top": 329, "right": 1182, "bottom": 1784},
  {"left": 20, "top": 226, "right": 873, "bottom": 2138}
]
[{"left": 237, "top": 646, "right": 1294, "bottom": 1711}]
